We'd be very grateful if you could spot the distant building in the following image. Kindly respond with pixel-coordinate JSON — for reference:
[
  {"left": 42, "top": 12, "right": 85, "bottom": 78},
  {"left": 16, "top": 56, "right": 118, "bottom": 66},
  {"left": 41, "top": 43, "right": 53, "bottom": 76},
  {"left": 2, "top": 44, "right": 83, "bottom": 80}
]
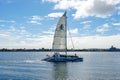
[{"left": 109, "top": 45, "right": 118, "bottom": 51}]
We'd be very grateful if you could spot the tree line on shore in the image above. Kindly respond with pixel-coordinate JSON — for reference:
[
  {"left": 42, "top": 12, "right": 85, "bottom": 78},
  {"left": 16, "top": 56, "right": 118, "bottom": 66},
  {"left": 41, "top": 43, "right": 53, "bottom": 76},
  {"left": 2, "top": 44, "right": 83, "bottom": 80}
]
[{"left": 0, "top": 47, "right": 120, "bottom": 52}]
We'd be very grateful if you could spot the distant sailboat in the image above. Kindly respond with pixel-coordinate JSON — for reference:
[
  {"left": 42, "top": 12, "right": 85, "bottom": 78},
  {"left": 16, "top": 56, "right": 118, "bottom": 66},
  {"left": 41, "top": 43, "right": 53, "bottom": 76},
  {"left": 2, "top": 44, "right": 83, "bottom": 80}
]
[{"left": 42, "top": 12, "right": 83, "bottom": 62}]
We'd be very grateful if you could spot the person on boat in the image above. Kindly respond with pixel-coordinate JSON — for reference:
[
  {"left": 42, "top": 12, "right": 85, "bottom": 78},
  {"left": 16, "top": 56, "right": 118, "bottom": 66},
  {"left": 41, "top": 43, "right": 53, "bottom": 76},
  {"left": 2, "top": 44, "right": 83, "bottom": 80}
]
[
  {"left": 46, "top": 54, "right": 50, "bottom": 57},
  {"left": 75, "top": 53, "right": 77, "bottom": 56},
  {"left": 75, "top": 53, "right": 78, "bottom": 57}
]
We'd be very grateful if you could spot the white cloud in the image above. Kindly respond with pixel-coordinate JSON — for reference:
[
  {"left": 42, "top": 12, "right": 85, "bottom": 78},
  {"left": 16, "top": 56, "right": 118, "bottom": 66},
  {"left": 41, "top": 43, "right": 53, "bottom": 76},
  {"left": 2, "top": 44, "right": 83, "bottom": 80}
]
[
  {"left": 80, "top": 20, "right": 92, "bottom": 25},
  {"left": 0, "top": 26, "right": 31, "bottom": 41},
  {"left": 112, "top": 22, "right": 120, "bottom": 26},
  {"left": 0, "top": 27, "right": 120, "bottom": 49},
  {"left": 0, "top": 33, "right": 9, "bottom": 38},
  {"left": 42, "top": 31, "right": 54, "bottom": 35},
  {"left": 0, "top": 25, "right": 53, "bottom": 49},
  {"left": 69, "top": 28, "right": 78, "bottom": 35},
  {"left": 96, "top": 23, "right": 110, "bottom": 32},
  {"left": 54, "top": 0, "right": 76, "bottom": 9},
  {"left": 80, "top": 20, "right": 91, "bottom": 30},
  {"left": 83, "top": 25, "right": 91, "bottom": 30},
  {"left": 0, "top": 20, "right": 15, "bottom": 23},
  {"left": 42, "top": 0, "right": 59, "bottom": 3},
  {"left": 0, "top": 34, "right": 53, "bottom": 49},
  {"left": 0, "top": 23, "right": 120, "bottom": 49},
  {"left": 29, "top": 15, "right": 43, "bottom": 24},
  {"left": 86, "top": 0, "right": 115, "bottom": 18},
  {"left": 44, "top": 0, "right": 120, "bottom": 19},
  {"left": 67, "top": 35, "right": 120, "bottom": 49},
  {"left": 41, "top": 25, "right": 55, "bottom": 35},
  {"left": 47, "top": 12, "right": 63, "bottom": 18},
  {"left": 73, "top": 0, "right": 117, "bottom": 18},
  {"left": 25, "top": 35, "right": 53, "bottom": 48},
  {"left": 117, "top": 6, "right": 120, "bottom": 15}
]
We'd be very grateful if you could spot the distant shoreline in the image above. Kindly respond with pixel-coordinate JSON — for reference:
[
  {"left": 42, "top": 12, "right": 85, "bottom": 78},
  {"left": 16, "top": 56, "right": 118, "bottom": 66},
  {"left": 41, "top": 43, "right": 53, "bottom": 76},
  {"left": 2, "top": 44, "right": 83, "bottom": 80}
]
[{"left": 0, "top": 48, "right": 120, "bottom": 52}]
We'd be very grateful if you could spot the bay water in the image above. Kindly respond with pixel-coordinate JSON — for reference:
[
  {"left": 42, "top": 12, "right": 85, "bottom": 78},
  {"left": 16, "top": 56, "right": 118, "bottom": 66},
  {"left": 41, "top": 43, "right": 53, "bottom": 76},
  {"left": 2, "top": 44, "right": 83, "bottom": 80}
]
[{"left": 0, "top": 52, "right": 120, "bottom": 80}]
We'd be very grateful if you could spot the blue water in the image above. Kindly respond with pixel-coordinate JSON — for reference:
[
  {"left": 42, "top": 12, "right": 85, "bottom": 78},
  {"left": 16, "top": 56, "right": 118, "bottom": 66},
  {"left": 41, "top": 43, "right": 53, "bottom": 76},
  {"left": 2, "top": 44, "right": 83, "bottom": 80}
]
[{"left": 0, "top": 52, "right": 120, "bottom": 80}]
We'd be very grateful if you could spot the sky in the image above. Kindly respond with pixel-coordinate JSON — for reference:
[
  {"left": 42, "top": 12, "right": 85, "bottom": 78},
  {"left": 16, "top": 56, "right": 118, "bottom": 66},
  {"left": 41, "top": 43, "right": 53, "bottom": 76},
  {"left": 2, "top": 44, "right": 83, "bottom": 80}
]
[{"left": 0, "top": 0, "right": 120, "bottom": 49}]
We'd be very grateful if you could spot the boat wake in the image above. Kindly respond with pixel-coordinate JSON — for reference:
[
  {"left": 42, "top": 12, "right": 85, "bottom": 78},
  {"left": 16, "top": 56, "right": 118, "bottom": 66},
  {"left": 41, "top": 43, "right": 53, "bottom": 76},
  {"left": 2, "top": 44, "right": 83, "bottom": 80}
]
[{"left": 0, "top": 59, "right": 43, "bottom": 64}]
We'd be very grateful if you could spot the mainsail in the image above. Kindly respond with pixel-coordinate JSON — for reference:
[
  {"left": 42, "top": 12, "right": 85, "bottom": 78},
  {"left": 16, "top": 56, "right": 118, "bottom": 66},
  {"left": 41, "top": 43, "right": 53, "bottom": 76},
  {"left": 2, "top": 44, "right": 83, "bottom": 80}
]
[{"left": 52, "top": 12, "right": 67, "bottom": 51}]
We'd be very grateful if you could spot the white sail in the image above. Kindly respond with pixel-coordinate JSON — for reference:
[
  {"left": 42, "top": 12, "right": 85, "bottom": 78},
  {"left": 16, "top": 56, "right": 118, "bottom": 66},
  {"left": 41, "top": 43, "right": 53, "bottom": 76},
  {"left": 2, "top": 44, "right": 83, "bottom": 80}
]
[{"left": 52, "top": 12, "right": 67, "bottom": 51}]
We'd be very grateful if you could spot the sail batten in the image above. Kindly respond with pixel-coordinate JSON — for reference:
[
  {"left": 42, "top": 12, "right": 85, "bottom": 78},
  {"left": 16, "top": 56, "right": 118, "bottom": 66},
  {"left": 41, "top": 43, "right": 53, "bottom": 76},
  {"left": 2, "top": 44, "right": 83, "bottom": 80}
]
[{"left": 52, "top": 12, "right": 67, "bottom": 51}]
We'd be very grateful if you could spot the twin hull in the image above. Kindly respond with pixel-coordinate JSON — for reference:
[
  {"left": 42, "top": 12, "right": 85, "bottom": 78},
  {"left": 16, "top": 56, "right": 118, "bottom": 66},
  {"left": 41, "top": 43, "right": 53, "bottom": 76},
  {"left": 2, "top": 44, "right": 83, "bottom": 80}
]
[{"left": 42, "top": 55, "right": 83, "bottom": 62}]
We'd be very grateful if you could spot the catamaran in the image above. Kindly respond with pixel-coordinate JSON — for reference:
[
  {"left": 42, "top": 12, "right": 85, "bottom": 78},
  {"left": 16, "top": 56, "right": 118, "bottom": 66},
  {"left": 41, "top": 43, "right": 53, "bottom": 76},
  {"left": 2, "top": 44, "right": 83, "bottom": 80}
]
[{"left": 42, "top": 12, "right": 83, "bottom": 62}]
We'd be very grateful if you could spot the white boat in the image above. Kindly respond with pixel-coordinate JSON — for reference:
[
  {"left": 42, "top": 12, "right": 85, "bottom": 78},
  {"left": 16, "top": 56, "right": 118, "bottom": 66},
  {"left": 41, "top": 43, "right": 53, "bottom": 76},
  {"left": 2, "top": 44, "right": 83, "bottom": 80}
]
[{"left": 42, "top": 12, "right": 83, "bottom": 62}]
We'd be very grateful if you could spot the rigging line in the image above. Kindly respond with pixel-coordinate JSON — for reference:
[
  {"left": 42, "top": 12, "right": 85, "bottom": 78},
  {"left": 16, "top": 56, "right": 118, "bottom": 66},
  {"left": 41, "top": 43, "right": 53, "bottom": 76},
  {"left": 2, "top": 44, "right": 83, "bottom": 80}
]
[
  {"left": 67, "top": 17, "right": 75, "bottom": 50},
  {"left": 68, "top": 27, "right": 75, "bottom": 49}
]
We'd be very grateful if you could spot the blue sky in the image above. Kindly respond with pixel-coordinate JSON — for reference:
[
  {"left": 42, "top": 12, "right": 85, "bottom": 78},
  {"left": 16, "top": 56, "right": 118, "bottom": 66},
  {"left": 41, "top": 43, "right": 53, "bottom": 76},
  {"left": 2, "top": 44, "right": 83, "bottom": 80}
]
[{"left": 0, "top": 0, "right": 120, "bottom": 49}]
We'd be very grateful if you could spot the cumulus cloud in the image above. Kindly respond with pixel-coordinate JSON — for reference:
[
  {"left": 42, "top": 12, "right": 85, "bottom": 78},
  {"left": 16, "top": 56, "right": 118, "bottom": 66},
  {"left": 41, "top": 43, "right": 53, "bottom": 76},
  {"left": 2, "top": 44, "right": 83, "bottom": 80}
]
[
  {"left": 42, "top": 31, "right": 54, "bottom": 35},
  {"left": 25, "top": 35, "right": 53, "bottom": 48},
  {"left": 117, "top": 6, "right": 120, "bottom": 15},
  {"left": 0, "top": 26, "right": 31, "bottom": 41},
  {"left": 80, "top": 20, "right": 92, "bottom": 25},
  {"left": 86, "top": 0, "right": 115, "bottom": 18},
  {"left": 43, "top": 0, "right": 120, "bottom": 19},
  {"left": 42, "top": 0, "right": 59, "bottom": 3},
  {"left": 80, "top": 20, "right": 92, "bottom": 30},
  {"left": 42, "top": 28, "right": 54, "bottom": 35},
  {"left": 0, "top": 20, "right": 15, "bottom": 23},
  {"left": 112, "top": 22, "right": 120, "bottom": 26},
  {"left": 96, "top": 23, "right": 110, "bottom": 32},
  {"left": 69, "top": 28, "right": 78, "bottom": 35},
  {"left": 29, "top": 15, "right": 43, "bottom": 24},
  {"left": 0, "top": 26, "right": 120, "bottom": 49},
  {"left": 68, "top": 35, "right": 120, "bottom": 49},
  {"left": 0, "top": 25, "right": 53, "bottom": 49},
  {"left": 0, "top": 33, "right": 9, "bottom": 38},
  {"left": 47, "top": 12, "right": 63, "bottom": 18}
]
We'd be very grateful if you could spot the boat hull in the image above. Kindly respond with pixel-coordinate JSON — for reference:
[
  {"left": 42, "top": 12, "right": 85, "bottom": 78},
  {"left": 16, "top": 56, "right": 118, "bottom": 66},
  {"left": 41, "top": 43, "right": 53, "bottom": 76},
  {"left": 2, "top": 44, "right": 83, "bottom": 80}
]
[{"left": 42, "top": 56, "right": 83, "bottom": 62}]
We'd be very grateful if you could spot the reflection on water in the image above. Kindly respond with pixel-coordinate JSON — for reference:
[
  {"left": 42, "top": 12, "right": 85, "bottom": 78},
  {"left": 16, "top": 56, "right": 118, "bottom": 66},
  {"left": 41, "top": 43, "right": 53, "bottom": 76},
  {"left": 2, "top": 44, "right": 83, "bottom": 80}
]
[{"left": 52, "top": 63, "right": 68, "bottom": 80}]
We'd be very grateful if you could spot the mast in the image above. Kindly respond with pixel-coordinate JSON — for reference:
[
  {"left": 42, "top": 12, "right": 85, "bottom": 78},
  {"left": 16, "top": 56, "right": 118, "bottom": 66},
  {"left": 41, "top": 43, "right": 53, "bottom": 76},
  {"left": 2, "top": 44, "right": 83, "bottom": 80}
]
[{"left": 64, "top": 11, "right": 67, "bottom": 55}]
